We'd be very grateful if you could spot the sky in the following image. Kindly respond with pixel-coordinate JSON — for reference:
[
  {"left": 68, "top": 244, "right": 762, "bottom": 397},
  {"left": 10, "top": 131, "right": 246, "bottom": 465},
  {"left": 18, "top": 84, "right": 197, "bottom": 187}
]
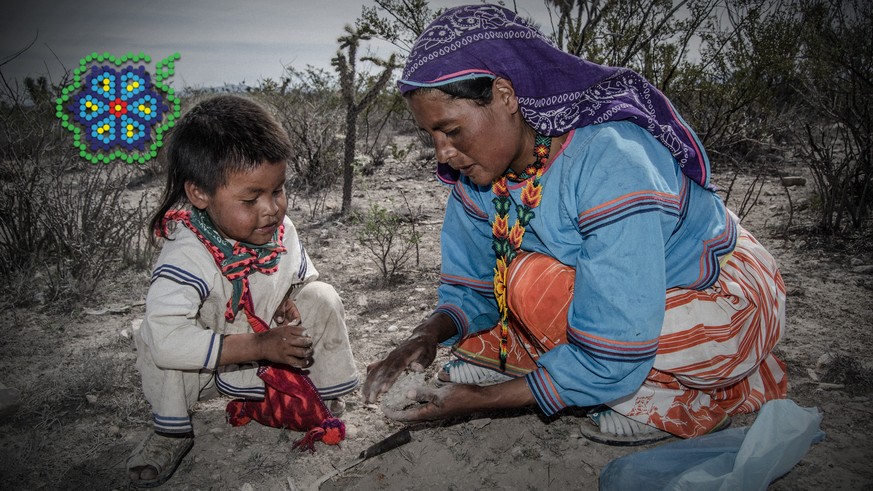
[{"left": 1, "top": 0, "right": 553, "bottom": 90}]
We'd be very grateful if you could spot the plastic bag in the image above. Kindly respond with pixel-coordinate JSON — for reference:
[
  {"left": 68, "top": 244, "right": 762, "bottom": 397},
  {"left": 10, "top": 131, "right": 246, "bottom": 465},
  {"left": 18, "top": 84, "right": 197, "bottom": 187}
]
[{"left": 599, "top": 399, "right": 825, "bottom": 491}]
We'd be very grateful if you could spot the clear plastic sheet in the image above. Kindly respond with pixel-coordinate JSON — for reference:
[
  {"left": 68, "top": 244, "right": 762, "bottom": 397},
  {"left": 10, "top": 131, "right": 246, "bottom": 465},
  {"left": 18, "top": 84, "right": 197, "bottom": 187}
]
[{"left": 599, "top": 399, "right": 825, "bottom": 491}]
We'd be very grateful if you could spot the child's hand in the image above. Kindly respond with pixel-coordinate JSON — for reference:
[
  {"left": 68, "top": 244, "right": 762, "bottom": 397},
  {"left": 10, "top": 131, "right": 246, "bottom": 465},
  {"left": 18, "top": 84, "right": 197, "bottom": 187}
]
[
  {"left": 273, "top": 296, "right": 301, "bottom": 327},
  {"left": 261, "top": 323, "right": 314, "bottom": 368},
  {"left": 260, "top": 296, "right": 311, "bottom": 367}
]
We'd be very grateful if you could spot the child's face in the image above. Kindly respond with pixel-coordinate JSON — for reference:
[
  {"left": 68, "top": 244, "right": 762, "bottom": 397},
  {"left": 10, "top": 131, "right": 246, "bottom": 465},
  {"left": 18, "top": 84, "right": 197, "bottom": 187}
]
[{"left": 187, "top": 162, "right": 288, "bottom": 245}]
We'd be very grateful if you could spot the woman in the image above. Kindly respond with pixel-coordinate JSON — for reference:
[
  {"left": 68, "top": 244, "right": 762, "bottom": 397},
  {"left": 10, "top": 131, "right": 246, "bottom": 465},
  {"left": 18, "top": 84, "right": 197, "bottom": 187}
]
[{"left": 362, "top": 4, "right": 786, "bottom": 444}]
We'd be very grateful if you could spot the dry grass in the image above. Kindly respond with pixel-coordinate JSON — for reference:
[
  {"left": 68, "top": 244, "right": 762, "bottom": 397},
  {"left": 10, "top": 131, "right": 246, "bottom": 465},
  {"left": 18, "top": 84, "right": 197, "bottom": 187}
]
[{"left": 0, "top": 269, "right": 149, "bottom": 488}]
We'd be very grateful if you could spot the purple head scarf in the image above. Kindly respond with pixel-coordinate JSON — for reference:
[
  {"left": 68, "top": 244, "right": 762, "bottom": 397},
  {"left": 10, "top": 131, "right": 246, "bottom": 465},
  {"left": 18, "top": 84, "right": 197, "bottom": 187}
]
[{"left": 398, "top": 4, "right": 712, "bottom": 189}]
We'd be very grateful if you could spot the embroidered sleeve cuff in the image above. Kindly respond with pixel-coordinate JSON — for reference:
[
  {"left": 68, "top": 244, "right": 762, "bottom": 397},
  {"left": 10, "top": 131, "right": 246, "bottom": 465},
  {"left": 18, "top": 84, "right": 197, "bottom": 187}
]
[
  {"left": 433, "top": 304, "right": 469, "bottom": 346},
  {"left": 202, "top": 332, "right": 223, "bottom": 370},
  {"left": 525, "top": 367, "right": 568, "bottom": 416}
]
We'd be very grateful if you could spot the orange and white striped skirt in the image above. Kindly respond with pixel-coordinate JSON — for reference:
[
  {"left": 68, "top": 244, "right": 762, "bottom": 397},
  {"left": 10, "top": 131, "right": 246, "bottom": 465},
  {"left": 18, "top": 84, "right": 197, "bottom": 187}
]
[{"left": 452, "top": 226, "right": 787, "bottom": 438}]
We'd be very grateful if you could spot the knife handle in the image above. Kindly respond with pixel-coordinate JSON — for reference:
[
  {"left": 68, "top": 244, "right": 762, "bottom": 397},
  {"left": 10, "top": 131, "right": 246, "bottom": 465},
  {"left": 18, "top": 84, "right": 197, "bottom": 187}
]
[{"left": 358, "top": 428, "right": 412, "bottom": 460}]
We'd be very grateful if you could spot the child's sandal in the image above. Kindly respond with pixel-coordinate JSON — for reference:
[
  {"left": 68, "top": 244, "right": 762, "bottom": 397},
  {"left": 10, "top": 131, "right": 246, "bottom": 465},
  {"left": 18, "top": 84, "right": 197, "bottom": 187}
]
[
  {"left": 127, "top": 432, "right": 194, "bottom": 488},
  {"left": 327, "top": 398, "right": 346, "bottom": 417}
]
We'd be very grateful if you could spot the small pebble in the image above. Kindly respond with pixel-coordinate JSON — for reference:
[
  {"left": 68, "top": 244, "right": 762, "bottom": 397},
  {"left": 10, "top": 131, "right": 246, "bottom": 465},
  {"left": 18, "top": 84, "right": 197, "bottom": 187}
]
[{"left": 345, "top": 424, "right": 359, "bottom": 439}]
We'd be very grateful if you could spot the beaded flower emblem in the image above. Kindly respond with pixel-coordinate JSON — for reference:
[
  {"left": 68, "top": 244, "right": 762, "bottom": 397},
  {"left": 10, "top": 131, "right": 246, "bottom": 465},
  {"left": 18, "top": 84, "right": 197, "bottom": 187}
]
[
  {"left": 56, "top": 52, "right": 181, "bottom": 164},
  {"left": 491, "top": 134, "right": 551, "bottom": 370}
]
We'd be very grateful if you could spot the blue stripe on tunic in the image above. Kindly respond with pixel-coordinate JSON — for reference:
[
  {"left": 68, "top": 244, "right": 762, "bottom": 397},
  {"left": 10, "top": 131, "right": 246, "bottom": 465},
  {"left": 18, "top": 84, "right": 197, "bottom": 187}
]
[{"left": 151, "top": 264, "right": 209, "bottom": 300}]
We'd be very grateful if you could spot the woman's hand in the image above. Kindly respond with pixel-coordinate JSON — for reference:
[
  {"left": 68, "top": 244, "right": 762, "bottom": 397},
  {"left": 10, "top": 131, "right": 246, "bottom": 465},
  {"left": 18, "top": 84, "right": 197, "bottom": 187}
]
[
  {"left": 382, "top": 384, "right": 480, "bottom": 421},
  {"left": 362, "top": 332, "right": 438, "bottom": 404},
  {"left": 382, "top": 377, "right": 535, "bottom": 422},
  {"left": 362, "top": 313, "right": 456, "bottom": 404}
]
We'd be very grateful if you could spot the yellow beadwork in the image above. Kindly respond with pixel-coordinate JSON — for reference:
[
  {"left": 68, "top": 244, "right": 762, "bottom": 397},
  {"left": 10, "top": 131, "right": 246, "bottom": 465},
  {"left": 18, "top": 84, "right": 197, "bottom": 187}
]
[{"left": 490, "top": 134, "right": 551, "bottom": 370}]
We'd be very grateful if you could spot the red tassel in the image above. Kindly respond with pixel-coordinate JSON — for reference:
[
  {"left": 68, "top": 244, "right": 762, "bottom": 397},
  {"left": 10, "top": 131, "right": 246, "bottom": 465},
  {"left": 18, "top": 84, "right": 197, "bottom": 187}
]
[
  {"left": 292, "top": 417, "right": 346, "bottom": 452},
  {"left": 225, "top": 402, "right": 252, "bottom": 426},
  {"left": 320, "top": 417, "right": 346, "bottom": 445}
]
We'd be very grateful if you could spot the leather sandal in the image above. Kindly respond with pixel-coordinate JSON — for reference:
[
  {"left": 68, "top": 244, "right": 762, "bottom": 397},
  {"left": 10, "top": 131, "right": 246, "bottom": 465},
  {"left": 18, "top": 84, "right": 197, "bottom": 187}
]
[{"left": 127, "top": 432, "right": 194, "bottom": 488}]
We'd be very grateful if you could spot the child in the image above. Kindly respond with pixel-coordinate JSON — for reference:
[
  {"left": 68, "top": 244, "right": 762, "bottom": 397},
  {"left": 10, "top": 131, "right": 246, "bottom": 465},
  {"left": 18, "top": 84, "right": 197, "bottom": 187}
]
[{"left": 128, "top": 95, "right": 358, "bottom": 487}]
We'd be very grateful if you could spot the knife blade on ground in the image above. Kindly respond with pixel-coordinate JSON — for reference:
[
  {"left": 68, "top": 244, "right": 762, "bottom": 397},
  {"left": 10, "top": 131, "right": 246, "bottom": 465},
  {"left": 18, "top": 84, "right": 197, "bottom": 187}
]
[{"left": 311, "top": 428, "right": 412, "bottom": 489}]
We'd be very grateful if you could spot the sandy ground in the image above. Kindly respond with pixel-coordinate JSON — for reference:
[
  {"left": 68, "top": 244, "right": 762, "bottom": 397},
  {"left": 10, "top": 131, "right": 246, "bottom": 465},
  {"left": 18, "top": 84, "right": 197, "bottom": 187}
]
[{"left": 0, "top": 155, "right": 871, "bottom": 490}]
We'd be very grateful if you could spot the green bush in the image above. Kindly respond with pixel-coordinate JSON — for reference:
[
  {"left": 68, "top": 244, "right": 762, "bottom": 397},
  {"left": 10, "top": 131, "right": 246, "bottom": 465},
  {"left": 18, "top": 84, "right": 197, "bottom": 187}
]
[{"left": 353, "top": 202, "right": 422, "bottom": 284}]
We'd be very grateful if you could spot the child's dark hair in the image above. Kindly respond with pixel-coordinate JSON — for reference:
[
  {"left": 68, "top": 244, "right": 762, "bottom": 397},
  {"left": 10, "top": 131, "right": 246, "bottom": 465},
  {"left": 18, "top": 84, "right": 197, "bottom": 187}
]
[
  {"left": 150, "top": 95, "right": 293, "bottom": 241},
  {"left": 406, "top": 76, "right": 495, "bottom": 106}
]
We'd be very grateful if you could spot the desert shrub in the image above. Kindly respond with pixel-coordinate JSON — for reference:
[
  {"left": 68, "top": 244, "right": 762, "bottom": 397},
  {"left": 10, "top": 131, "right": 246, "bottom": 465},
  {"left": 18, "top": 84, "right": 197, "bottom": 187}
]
[
  {"left": 0, "top": 163, "right": 152, "bottom": 311},
  {"left": 0, "top": 76, "right": 153, "bottom": 311},
  {"left": 389, "top": 140, "right": 412, "bottom": 161},
  {"left": 40, "top": 166, "right": 152, "bottom": 304},
  {"left": 359, "top": 89, "right": 408, "bottom": 173},
  {"left": 670, "top": 1, "right": 802, "bottom": 171},
  {"left": 798, "top": 122, "right": 870, "bottom": 233},
  {"left": 718, "top": 159, "right": 769, "bottom": 221},
  {"left": 353, "top": 200, "right": 422, "bottom": 285},
  {"left": 251, "top": 69, "right": 344, "bottom": 219},
  {"left": 793, "top": 0, "right": 872, "bottom": 234}
]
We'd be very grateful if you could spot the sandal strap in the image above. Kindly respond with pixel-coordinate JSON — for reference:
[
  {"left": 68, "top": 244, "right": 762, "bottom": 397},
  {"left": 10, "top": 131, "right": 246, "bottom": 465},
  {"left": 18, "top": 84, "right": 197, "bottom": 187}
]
[
  {"left": 593, "top": 409, "right": 665, "bottom": 436},
  {"left": 580, "top": 408, "right": 673, "bottom": 446},
  {"left": 443, "top": 359, "right": 513, "bottom": 385}
]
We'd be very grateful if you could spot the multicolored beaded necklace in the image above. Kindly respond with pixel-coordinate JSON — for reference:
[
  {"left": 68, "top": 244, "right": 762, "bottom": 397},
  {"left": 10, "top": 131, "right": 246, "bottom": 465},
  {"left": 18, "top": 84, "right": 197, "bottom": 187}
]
[{"left": 491, "top": 133, "right": 552, "bottom": 371}]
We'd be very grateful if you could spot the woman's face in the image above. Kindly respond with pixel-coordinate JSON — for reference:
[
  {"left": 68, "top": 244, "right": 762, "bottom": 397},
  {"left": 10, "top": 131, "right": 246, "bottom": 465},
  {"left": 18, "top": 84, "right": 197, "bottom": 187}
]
[{"left": 407, "top": 82, "right": 530, "bottom": 186}]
